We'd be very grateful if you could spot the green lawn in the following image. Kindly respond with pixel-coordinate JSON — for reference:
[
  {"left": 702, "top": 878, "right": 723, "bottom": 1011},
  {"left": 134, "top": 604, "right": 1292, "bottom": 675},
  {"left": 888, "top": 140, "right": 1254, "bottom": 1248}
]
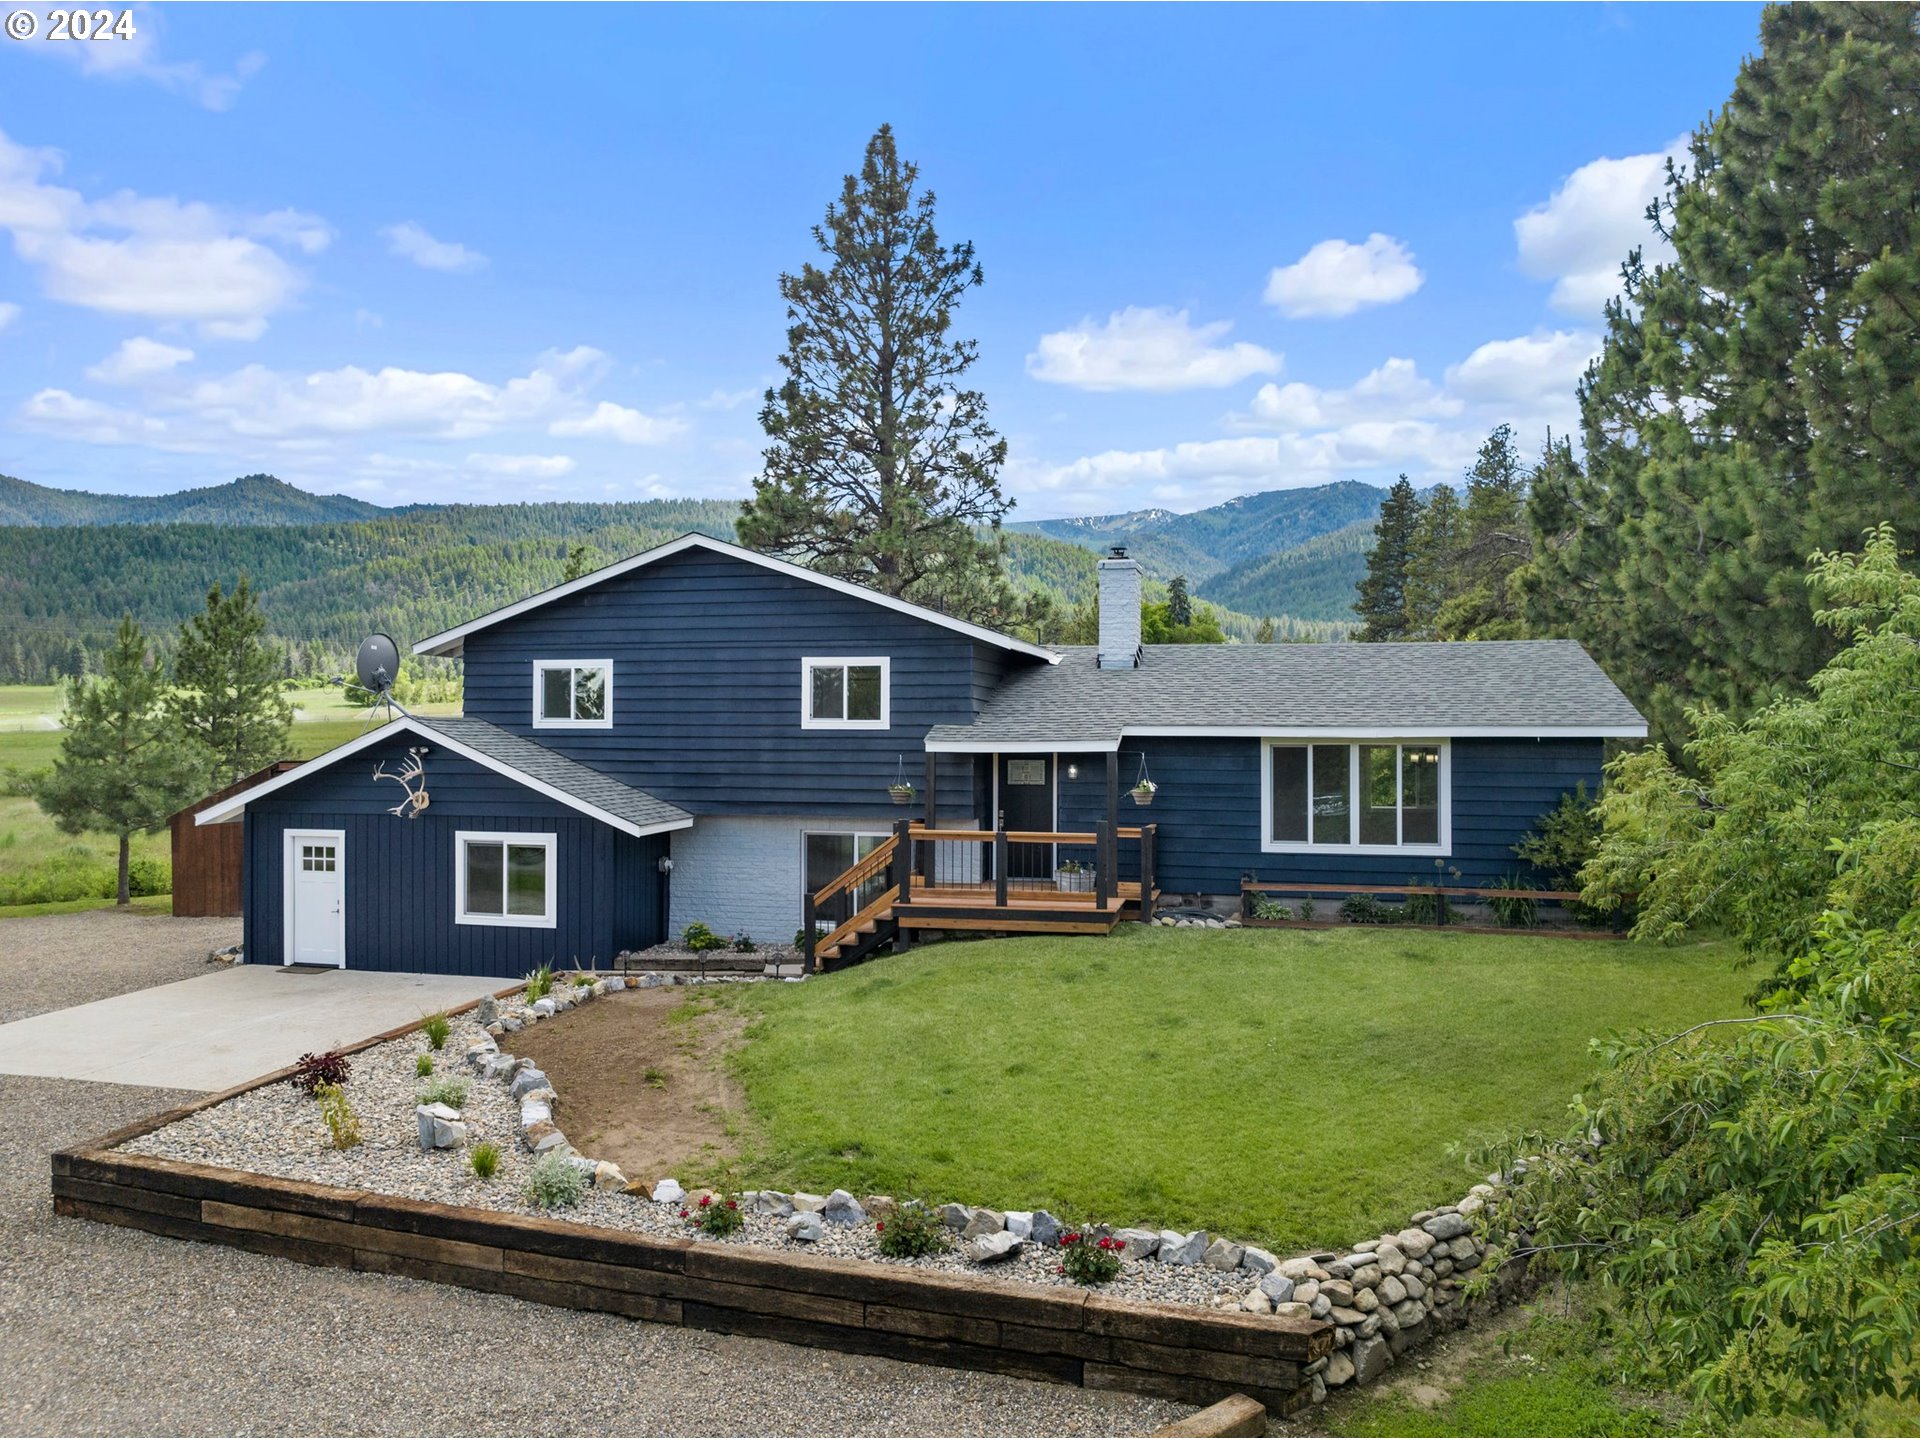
[{"left": 719, "top": 925, "right": 1750, "bottom": 1252}]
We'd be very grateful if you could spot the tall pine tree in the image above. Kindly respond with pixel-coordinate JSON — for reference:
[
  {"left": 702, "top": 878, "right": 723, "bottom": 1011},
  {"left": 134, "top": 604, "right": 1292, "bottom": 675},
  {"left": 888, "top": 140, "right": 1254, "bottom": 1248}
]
[
  {"left": 36, "top": 617, "right": 203, "bottom": 905},
  {"left": 1524, "top": 3, "right": 1920, "bottom": 748},
  {"left": 171, "top": 577, "right": 293, "bottom": 788},
  {"left": 1434, "top": 425, "right": 1532, "bottom": 639},
  {"left": 739, "top": 124, "right": 1014, "bottom": 621},
  {"left": 1403, "top": 484, "right": 1462, "bottom": 638},
  {"left": 1354, "top": 475, "right": 1421, "bottom": 640}
]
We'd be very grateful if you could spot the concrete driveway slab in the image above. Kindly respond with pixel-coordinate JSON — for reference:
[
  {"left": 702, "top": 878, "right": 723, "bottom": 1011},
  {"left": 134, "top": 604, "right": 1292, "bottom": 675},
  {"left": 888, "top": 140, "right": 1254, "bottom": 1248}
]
[{"left": 0, "top": 965, "right": 499, "bottom": 1090}]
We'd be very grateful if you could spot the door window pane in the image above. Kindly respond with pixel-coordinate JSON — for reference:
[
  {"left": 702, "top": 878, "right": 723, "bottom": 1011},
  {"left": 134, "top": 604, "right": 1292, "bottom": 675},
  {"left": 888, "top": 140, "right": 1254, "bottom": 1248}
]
[
  {"left": 465, "top": 842, "right": 504, "bottom": 915},
  {"left": 506, "top": 844, "right": 548, "bottom": 916},
  {"left": 1270, "top": 746, "right": 1308, "bottom": 843},
  {"left": 1311, "top": 745, "right": 1351, "bottom": 846},
  {"left": 572, "top": 667, "right": 606, "bottom": 721},
  {"left": 810, "top": 665, "right": 844, "bottom": 722},
  {"left": 1402, "top": 747, "right": 1441, "bottom": 844},
  {"left": 1359, "top": 745, "right": 1399, "bottom": 845},
  {"left": 846, "top": 665, "right": 883, "bottom": 721}
]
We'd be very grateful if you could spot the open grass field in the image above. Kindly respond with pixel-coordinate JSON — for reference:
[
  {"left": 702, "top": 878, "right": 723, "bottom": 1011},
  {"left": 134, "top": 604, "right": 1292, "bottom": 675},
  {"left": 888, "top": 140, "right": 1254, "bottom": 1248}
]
[
  {"left": 719, "top": 924, "right": 1751, "bottom": 1253},
  {"left": 0, "top": 693, "right": 422, "bottom": 915}
]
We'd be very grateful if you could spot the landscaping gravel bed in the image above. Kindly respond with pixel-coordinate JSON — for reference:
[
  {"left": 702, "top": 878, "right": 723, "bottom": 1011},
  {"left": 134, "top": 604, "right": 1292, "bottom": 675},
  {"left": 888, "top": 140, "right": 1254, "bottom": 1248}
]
[
  {"left": 124, "top": 992, "right": 1252, "bottom": 1312},
  {"left": 0, "top": 908, "right": 237, "bottom": 1024}
]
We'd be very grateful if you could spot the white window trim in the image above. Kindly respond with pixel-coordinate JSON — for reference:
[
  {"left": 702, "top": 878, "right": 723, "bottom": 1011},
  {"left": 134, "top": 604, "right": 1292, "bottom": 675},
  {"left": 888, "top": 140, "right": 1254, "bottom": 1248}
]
[
  {"left": 1259, "top": 739, "right": 1451, "bottom": 855},
  {"left": 800, "top": 655, "right": 891, "bottom": 731},
  {"left": 531, "top": 659, "right": 614, "bottom": 730},
  {"left": 455, "top": 830, "right": 558, "bottom": 929}
]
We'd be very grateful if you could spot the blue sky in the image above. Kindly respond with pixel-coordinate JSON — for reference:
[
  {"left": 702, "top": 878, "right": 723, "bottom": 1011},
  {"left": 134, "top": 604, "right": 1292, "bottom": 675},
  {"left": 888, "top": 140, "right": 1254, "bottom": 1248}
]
[{"left": 0, "top": 3, "right": 1761, "bottom": 519}]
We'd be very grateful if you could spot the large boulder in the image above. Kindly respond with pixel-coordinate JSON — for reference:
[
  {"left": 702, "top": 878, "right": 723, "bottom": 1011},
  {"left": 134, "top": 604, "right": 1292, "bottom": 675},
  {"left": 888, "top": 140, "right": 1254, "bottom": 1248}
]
[
  {"left": 509, "top": 1068, "right": 550, "bottom": 1101},
  {"left": 1422, "top": 1211, "right": 1472, "bottom": 1241},
  {"left": 1003, "top": 1211, "right": 1034, "bottom": 1240},
  {"left": 823, "top": 1190, "right": 867, "bottom": 1226},
  {"left": 474, "top": 995, "right": 499, "bottom": 1025},
  {"left": 1240, "top": 1246, "right": 1279, "bottom": 1276},
  {"left": 1158, "top": 1230, "right": 1209, "bottom": 1266},
  {"left": 963, "top": 1231, "right": 1023, "bottom": 1265},
  {"left": 786, "top": 1212, "right": 824, "bottom": 1243},
  {"left": 753, "top": 1190, "right": 795, "bottom": 1217},
  {"left": 1325, "top": 1349, "right": 1356, "bottom": 1387},
  {"left": 1114, "top": 1227, "right": 1162, "bottom": 1260},
  {"left": 652, "top": 1178, "right": 686, "bottom": 1204},
  {"left": 414, "top": 1103, "right": 465, "bottom": 1150},
  {"left": 939, "top": 1202, "right": 972, "bottom": 1231},
  {"left": 961, "top": 1208, "right": 1005, "bottom": 1240},
  {"left": 1202, "top": 1239, "right": 1245, "bottom": 1270},
  {"left": 1351, "top": 1335, "right": 1392, "bottom": 1384},
  {"left": 791, "top": 1192, "right": 828, "bottom": 1214},
  {"left": 1029, "top": 1210, "right": 1064, "bottom": 1247},
  {"left": 1257, "top": 1272, "right": 1296, "bottom": 1304},
  {"left": 592, "top": 1161, "right": 628, "bottom": 1191}
]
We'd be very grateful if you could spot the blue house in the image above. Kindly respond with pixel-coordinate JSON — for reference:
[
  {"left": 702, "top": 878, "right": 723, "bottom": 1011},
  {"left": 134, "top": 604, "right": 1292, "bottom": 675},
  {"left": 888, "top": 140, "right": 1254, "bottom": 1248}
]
[{"left": 197, "top": 534, "right": 1646, "bottom": 976}]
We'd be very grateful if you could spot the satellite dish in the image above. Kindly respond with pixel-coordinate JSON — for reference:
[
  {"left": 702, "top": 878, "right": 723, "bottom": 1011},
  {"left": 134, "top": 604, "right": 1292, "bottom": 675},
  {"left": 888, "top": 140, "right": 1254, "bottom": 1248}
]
[{"left": 355, "top": 633, "right": 401, "bottom": 700}]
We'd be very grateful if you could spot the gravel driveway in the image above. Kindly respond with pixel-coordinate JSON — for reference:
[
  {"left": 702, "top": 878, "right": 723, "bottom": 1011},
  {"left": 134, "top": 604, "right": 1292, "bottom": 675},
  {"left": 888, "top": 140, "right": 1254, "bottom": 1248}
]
[
  {"left": 1, "top": 913, "right": 1191, "bottom": 1436},
  {"left": 0, "top": 906, "right": 238, "bottom": 1024}
]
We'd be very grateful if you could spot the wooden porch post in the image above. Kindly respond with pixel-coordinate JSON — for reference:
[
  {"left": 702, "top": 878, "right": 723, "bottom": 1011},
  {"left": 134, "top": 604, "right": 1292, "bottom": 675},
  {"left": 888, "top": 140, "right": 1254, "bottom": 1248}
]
[
  {"left": 1094, "top": 821, "right": 1112, "bottom": 909},
  {"left": 1140, "top": 822, "right": 1156, "bottom": 910},
  {"left": 803, "top": 890, "right": 818, "bottom": 972},
  {"left": 924, "top": 753, "right": 938, "bottom": 827},
  {"left": 994, "top": 827, "right": 1009, "bottom": 907},
  {"left": 1104, "top": 750, "right": 1120, "bottom": 891},
  {"left": 891, "top": 816, "right": 913, "bottom": 954}
]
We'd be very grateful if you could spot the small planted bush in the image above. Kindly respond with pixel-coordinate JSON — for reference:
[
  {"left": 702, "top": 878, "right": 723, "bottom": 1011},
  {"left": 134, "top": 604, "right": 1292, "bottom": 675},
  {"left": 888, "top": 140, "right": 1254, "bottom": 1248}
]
[
  {"left": 523, "top": 964, "right": 554, "bottom": 1002},
  {"left": 313, "top": 1082, "right": 362, "bottom": 1150},
  {"left": 525, "top": 1151, "right": 588, "bottom": 1209},
  {"left": 287, "top": 1049, "right": 351, "bottom": 1096},
  {"left": 733, "top": 933, "right": 757, "bottom": 954},
  {"left": 1250, "top": 895, "right": 1291, "bottom": 921},
  {"left": 420, "top": 1011, "right": 451, "bottom": 1050},
  {"left": 874, "top": 1201, "right": 950, "bottom": 1259},
  {"left": 1489, "top": 873, "right": 1539, "bottom": 929},
  {"left": 1058, "top": 1231, "right": 1124, "bottom": 1286},
  {"left": 418, "top": 1074, "right": 470, "bottom": 1108},
  {"left": 682, "top": 921, "right": 725, "bottom": 953},
  {"left": 680, "top": 1193, "right": 745, "bottom": 1238},
  {"left": 414, "top": 1053, "right": 434, "bottom": 1079},
  {"left": 469, "top": 1141, "right": 501, "bottom": 1180}
]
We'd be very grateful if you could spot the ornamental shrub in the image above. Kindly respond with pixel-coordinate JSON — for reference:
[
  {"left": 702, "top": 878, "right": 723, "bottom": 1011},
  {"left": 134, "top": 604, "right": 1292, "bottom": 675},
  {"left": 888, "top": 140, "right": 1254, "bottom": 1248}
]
[
  {"left": 524, "top": 1151, "right": 588, "bottom": 1209},
  {"left": 682, "top": 921, "right": 725, "bottom": 953},
  {"left": 1058, "top": 1231, "right": 1123, "bottom": 1286},
  {"left": 874, "top": 1201, "right": 949, "bottom": 1259},
  {"left": 468, "top": 1141, "right": 501, "bottom": 1180},
  {"left": 417, "top": 1074, "right": 470, "bottom": 1108},
  {"left": 681, "top": 1192, "right": 745, "bottom": 1238},
  {"left": 287, "top": 1049, "right": 351, "bottom": 1096},
  {"left": 523, "top": 963, "right": 554, "bottom": 1002},
  {"left": 414, "top": 1053, "right": 434, "bottom": 1078},
  {"left": 313, "top": 1082, "right": 362, "bottom": 1150},
  {"left": 420, "top": 1011, "right": 450, "bottom": 1050}
]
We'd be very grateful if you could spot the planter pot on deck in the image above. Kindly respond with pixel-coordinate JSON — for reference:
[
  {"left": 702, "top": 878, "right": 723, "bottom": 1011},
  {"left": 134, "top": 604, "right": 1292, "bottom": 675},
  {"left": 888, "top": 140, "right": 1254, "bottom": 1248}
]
[{"left": 1053, "top": 868, "right": 1095, "bottom": 893}]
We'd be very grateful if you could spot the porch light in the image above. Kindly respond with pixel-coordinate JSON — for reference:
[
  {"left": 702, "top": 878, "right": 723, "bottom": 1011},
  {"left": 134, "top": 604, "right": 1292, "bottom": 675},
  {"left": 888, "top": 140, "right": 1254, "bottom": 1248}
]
[
  {"left": 1066, "top": 762, "right": 1079, "bottom": 781},
  {"left": 657, "top": 856, "right": 674, "bottom": 874}
]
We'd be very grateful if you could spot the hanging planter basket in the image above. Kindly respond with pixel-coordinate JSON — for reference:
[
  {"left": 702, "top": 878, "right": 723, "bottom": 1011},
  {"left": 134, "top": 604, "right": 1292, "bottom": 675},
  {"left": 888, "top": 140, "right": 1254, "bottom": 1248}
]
[
  {"left": 888, "top": 754, "right": 916, "bottom": 806},
  {"left": 1131, "top": 781, "right": 1158, "bottom": 806}
]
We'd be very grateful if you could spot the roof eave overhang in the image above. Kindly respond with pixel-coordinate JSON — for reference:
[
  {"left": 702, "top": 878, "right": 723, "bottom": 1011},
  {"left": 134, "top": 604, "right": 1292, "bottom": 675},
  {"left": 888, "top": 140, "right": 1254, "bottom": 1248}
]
[
  {"left": 412, "top": 533, "right": 1060, "bottom": 665},
  {"left": 924, "top": 722, "right": 1646, "bottom": 752},
  {"left": 193, "top": 717, "right": 694, "bottom": 838}
]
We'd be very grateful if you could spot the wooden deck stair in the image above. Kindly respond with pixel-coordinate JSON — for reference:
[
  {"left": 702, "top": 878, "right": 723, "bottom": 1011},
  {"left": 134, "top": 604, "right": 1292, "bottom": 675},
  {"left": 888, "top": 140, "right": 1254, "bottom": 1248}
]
[{"left": 806, "top": 820, "right": 1158, "bottom": 971}]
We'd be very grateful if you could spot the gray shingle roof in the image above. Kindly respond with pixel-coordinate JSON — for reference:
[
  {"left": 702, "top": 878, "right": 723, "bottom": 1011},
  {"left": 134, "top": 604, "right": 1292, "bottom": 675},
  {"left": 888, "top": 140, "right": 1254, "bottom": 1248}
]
[
  {"left": 926, "top": 640, "right": 1645, "bottom": 749},
  {"left": 423, "top": 716, "right": 692, "bottom": 832}
]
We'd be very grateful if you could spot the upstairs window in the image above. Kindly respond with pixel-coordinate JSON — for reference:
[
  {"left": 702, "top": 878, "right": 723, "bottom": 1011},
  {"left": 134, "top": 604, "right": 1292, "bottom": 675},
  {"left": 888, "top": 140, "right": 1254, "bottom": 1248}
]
[
  {"left": 1263, "top": 740, "right": 1447, "bottom": 852},
  {"left": 801, "top": 656, "right": 890, "bottom": 730},
  {"left": 532, "top": 660, "right": 612, "bottom": 729}
]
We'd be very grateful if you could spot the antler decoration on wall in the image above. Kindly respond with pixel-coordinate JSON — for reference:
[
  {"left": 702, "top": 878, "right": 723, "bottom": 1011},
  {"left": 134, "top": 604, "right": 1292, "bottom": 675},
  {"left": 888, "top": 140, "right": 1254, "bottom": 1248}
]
[{"left": 372, "top": 746, "right": 431, "bottom": 819}]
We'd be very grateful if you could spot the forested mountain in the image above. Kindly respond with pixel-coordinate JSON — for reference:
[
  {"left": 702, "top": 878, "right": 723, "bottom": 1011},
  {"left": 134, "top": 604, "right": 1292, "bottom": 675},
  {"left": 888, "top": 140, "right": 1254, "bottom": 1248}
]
[
  {"left": 0, "top": 472, "right": 391, "bottom": 527},
  {"left": 0, "top": 471, "right": 1381, "bottom": 683}
]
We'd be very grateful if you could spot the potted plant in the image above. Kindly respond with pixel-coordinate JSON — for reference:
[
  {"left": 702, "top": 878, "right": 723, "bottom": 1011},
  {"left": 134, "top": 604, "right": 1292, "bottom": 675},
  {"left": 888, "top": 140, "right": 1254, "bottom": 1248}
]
[
  {"left": 1131, "top": 778, "right": 1158, "bottom": 806},
  {"left": 888, "top": 782, "right": 916, "bottom": 805},
  {"left": 1053, "top": 858, "right": 1093, "bottom": 893}
]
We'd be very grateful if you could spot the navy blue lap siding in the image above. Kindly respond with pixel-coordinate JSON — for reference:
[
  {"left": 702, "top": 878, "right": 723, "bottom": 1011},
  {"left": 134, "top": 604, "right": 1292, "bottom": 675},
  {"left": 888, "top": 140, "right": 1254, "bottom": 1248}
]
[
  {"left": 242, "top": 735, "right": 665, "bottom": 976},
  {"left": 1054, "top": 736, "right": 1603, "bottom": 895},
  {"left": 458, "top": 548, "right": 1026, "bottom": 816}
]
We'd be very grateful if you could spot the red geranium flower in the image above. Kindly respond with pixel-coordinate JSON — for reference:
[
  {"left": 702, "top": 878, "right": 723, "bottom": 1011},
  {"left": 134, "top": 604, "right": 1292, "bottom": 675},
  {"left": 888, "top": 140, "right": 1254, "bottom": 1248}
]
[
  {"left": 726, "top": 1199, "right": 738, "bottom": 1210},
  {"left": 699, "top": 1194, "right": 712, "bottom": 1208},
  {"left": 875, "top": 1222, "right": 886, "bottom": 1232},
  {"left": 678, "top": 1208, "right": 689, "bottom": 1218}
]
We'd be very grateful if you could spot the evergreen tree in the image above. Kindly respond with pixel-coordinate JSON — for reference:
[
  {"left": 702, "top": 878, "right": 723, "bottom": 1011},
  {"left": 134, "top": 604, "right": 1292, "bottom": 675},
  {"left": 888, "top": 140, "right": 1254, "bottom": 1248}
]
[
  {"left": 1354, "top": 475, "right": 1420, "bottom": 640},
  {"left": 1254, "top": 616, "right": 1275, "bottom": 644},
  {"left": 1403, "top": 484, "right": 1462, "bottom": 639},
  {"left": 1524, "top": 3, "right": 1920, "bottom": 748},
  {"left": 171, "top": 577, "right": 293, "bottom": 788},
  {"left": 61, "top": 639, "right": 89, "bottom": 679},
  {"left": 35, "top": 616, "right": 203, "bottom": 905},
  {"left": 738, "top": 124, "right": 1015, "bottom": 621},
  {"left": 1434, "top": 425, "right": 1533, "bottom": 639},
  {"left": 562, "top": 542, "right": 599, "bottom": 582},
  {"left": 1166, "top": 576, "right": 1193, "bottom": 627},
  {"left": 5, "top": 638, "right": 24, "bottom": 683}
]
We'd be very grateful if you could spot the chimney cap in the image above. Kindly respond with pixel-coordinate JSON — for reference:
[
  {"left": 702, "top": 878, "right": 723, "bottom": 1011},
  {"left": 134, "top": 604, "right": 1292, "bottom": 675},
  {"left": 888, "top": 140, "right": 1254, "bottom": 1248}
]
[{"left": 1107, "top": 544, "right": 1129, "bottom": 560}]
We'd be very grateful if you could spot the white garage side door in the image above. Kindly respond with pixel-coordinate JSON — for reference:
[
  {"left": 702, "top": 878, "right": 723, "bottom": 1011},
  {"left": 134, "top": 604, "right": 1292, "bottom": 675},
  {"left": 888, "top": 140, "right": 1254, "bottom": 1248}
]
[{"left": 284, "top": 830, "right": 346, "bottom": 967}]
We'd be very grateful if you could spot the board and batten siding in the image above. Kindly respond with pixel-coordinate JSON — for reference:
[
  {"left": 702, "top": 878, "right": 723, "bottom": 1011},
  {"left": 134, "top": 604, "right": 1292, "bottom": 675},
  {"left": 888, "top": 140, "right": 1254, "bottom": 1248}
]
[
  {"left": 458, "top": 548, "right": 1023, "bottom": 816},
  {"left": 1054, "top": 736, "right": 1604, "bottom": 896},
  {"left": 241, "top": 735, "right": 666, "bottom": 975}
]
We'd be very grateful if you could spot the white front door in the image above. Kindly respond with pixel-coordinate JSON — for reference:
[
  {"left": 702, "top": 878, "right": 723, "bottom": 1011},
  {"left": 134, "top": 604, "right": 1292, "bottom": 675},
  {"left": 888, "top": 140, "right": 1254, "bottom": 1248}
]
[{"left": 285, "top": 830, "right": 346, "bottom": 967}]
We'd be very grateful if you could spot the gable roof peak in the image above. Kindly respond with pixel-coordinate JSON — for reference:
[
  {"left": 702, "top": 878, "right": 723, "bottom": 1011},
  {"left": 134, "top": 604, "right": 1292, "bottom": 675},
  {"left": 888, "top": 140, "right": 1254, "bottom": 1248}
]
[{"left": 412, "top": 531, "right": 1058, "bottom": 663}]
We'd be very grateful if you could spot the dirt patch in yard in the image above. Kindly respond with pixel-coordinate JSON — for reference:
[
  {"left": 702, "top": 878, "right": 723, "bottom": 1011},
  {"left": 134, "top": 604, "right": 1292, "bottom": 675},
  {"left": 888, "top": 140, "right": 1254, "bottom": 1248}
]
[{"left": 507, "top": 987, "right": 751, "bottom": 1187}]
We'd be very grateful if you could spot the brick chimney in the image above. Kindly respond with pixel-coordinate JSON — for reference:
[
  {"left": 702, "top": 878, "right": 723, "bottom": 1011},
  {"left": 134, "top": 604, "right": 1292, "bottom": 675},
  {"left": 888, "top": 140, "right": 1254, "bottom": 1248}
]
[{"left": 1097, "top": 545, "right": 1142, "bottom": 669}]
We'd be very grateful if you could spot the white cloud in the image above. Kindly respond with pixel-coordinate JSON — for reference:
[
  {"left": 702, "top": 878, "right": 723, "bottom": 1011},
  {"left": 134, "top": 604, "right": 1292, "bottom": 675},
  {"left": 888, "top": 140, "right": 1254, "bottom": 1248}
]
[
  {"left": 1026, "top": 306, "right": 1280, "bottom": 392},
  {"left": 18, "top": 388, "right": 170, "bottom": 446},
  {"left": 1264, "top": 234, "right": 1424, "bottom": 319},
  {"left": 9, "top": 5, "right": 265, "bottom": 110},
  {"left": 1247, "top": 357, "right": 1459, "bottom": 430},
  {"left": 382, "top": 221, "right": 487, "bottom": 274},
  {"left": 698, "top": 386, "right": 760, "bottom": 411},
  {"left": 550, "top": 400, "right": 687, "bottom": 445},
  {"left": 86, "top": 336, "right": 195, "bottom": 384},
  {"left": 1445, "top": 330, "right": 1601, "bottom": 406},
  {"left": 1515, "top": 138, "right": 1686, "bottom": 314},
  {"left": 464, "top": 452, "right": 576, "bottom": 478},
  {"left": 0, "top": 126, "right": 325, "bottom": 337},
  {"left": 0, "top": 302, "right": 17, "bottom": 331}
]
